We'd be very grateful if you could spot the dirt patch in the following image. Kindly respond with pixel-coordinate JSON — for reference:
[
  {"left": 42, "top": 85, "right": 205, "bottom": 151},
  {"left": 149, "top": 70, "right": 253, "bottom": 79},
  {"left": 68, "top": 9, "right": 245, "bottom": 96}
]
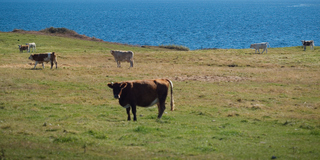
[
  {"left": 172, "top": 75, "right": 248, "bottom": 82},
  {"left": 0, "top": 64, "right": 30, "bottom": 68},
  {"left": 0, "top": 63, "right": 71, "bottom": 69}
]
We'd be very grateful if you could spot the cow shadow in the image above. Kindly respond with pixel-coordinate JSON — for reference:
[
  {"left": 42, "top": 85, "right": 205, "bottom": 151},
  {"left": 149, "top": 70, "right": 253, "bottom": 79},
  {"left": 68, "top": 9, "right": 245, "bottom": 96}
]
[{"left": 25, "top": 68, "right": 44, "bottom": 70}]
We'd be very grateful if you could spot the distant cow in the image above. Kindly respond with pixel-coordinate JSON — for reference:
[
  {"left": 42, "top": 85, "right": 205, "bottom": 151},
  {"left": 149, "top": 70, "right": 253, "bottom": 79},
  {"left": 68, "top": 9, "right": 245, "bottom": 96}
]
[
  {"left": 18, "top": 45, "right": 29, "bottom": 53},
  {"left": 108, "top": 79, "right": 174, "bottom": 121},
  {"left": 28, "top": 52, "right": 58, "bottom": 69},
  {"left": 250, "top": 42, "right": 270, "bottom": 54},
  {"left": 110, "top": 50, "right": 134, "bottom": 68},
  {"left": 26, "top": 42, "right": 36, "bottom": 52},
  {"left": 301, "top": 40, "right": 314, "bottom": 51}
]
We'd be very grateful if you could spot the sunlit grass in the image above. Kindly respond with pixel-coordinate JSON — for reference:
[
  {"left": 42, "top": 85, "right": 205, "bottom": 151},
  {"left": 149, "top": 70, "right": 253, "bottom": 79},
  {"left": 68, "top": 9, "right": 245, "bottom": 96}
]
[{"left": 0, "top": 32, "right": 319, "bottom": 159}]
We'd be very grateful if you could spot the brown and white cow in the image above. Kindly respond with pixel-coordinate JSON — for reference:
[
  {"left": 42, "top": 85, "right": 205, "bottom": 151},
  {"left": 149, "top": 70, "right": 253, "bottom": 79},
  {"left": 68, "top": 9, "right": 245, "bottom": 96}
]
[
  {"left": 28, "top": 52, "right": 58, "bottom": 69},
  {"left": 108, "top": 79, "right": 174, "bottom": 121},
  {"left": 18, "top": 45, "right": 29, "bottom": 53},
  {"left": 301, "top": 40, "right": 314, "bottom": 51},
  {"left": 110, "top": 50, "right": 134, "bottom": 68}
]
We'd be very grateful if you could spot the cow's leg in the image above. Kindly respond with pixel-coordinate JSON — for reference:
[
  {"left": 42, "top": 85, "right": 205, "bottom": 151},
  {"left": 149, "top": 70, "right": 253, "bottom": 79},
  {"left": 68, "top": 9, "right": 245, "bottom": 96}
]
[
  {"left": 157, "top": 103, "right": 163, "bottom": 119},
  {"left": 51, "top": 61, "right": 54, "bottom": 69},
  {"left": 157, "top": 102, "right": 166, "bottom": 119},
  {"left": 33, "top": 61, "right": 38, "bottom": 69},
  {"left": 42, "top": 62, "right": 45, "bottom": 69},
  {"left": 130, "top": 60, "right": 133, "bottom": 67},
  {"left": 126, "top": 107, "right": 131, "bottom": 121},
  {"left": 261, "top": 48, "right": 265, "bottom": 54},
  {"left": 131, "top": 104, "right": 137, "bottom": 121},
  {"left": 304, "top": 46, "right": 306, "bottom": 51},
  {"left": 157, "top": 92, "right": 168, "bottom": 119}
]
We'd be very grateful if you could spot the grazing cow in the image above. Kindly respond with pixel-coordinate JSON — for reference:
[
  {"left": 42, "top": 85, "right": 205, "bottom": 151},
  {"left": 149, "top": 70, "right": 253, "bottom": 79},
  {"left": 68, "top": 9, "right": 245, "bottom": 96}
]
[
  {"left": 18, "top": 45, "right": 29, "bottom": 53},
  {"left": 108, "top": 79, "right": 174, "bottom": 121},
  {"left": 26, "top": 42, "right": 36, "bottom": 52},
  {"left": 28, "top": 52, "right": 58, "bottom": 69},
  {"left": 301, "top": 40, "right": 314, "bottom": 51},
  {"left": 110, "top": 50, "right": 134, "bottom": 68},
  {"left": 250, "top": 42, "right": 270, "bottom": 54}
]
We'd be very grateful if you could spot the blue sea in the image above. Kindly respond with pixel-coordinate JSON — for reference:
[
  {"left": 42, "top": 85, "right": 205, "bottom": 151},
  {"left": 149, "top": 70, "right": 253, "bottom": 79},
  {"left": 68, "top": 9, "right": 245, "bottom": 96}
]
[{"left": 1, "top": 0, "right": 319, "bottom": 50}]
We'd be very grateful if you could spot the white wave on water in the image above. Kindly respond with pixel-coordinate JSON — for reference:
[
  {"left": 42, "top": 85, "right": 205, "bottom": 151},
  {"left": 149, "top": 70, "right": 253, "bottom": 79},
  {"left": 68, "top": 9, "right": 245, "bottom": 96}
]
[{"left": 289, "top": 4, "right": 312, "bottom": 7}]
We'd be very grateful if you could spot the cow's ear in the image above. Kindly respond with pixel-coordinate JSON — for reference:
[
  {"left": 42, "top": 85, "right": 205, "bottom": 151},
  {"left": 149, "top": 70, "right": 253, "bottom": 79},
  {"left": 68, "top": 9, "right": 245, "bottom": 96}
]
[
  {"left": 107, "top": 82, "right": 114, "bottom": 88},
  {"left": 120, "top": 82, "right": 127, "bottom": 89}
]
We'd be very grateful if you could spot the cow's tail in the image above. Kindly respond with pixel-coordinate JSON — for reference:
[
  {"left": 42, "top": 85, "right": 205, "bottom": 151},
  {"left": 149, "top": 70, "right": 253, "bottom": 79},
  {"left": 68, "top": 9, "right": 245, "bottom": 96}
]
[{"left": 167, "top": 79, "right": 174, "bottom": 111}]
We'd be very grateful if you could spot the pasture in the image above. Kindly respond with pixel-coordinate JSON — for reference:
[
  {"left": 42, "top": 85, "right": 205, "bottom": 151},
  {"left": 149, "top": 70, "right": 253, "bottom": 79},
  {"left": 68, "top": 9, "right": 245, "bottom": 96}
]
[{"left": 0, "top": 32, "right": 319, "bottom": 159}]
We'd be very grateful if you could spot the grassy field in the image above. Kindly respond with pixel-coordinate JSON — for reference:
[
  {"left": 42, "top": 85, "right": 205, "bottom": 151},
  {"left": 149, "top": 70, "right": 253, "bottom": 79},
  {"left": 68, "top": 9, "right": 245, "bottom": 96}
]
[{"left": 0, "top": 31, "right": 319, "bottom": 160}]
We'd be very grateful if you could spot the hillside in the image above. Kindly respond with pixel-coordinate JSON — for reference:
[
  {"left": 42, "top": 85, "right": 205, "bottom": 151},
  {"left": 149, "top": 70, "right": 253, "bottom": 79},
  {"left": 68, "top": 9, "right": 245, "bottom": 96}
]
[{"left": 0, "top": 31, "right": 319, "bottom": 159}]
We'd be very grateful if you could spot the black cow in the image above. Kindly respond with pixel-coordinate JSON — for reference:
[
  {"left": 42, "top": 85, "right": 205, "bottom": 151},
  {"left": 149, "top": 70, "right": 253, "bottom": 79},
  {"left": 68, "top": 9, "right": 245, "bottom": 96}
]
[{"left": 108, "top": 79, "right": 174, "bottom": 121}]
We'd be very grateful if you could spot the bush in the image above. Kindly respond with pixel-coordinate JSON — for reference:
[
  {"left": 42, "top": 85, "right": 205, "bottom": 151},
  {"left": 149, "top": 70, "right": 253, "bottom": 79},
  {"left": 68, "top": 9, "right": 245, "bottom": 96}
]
[
  {"left": 40, "top": 27, "right": 77, "bottom": 35},
  {"left": 159, "top": 44, "right": 189, "bottom": 51},
  {"left": 11, "top": 29, "right": 25, "bottom": 32}
]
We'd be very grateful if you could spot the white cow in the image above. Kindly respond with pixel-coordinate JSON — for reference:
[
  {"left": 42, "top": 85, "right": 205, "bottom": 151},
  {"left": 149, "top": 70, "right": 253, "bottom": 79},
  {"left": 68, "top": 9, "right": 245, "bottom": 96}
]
[
  {"left": 250, "top": 42, "right": 270, "bottom": 54},
  {"left": 110, "top": 50, "right": 134, "bottom": 68},
  {"left": 26, "top": 42, "right": 36, "bottom": 52},
  {"left": 301, "top": 40, "right": 314, "bottom": 51}
]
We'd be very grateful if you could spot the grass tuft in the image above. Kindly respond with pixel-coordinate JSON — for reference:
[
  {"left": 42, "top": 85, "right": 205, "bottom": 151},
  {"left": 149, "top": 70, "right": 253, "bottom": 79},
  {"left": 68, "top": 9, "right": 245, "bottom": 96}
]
[{"left": 53, "top": 136, "right": 78, "bottom": 143}]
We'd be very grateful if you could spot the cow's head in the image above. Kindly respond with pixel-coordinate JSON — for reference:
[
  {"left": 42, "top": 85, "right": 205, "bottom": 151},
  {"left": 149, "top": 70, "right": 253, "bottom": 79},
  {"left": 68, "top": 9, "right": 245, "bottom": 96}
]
[
  {"left": 28, "top": 54, "right": 34, "bottom": 60},
  {"left": 108, "top": 82, "right": 127, "bottom": 99},
  {"left": 110, "top": 50, "right": 115, "bottom": 56}
]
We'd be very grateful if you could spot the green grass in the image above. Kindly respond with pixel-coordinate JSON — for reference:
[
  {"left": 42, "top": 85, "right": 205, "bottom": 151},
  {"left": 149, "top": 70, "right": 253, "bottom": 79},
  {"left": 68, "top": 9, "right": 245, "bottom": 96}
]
[{"left": 0, "top": 31, "right": 320, "bottom": 159}]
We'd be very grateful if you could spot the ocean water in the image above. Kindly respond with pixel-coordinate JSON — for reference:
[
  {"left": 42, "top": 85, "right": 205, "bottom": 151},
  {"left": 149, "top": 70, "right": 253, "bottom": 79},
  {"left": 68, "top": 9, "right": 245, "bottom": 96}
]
[{"left": 0, "top": 0, "right": 319, "bottom": 50}]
